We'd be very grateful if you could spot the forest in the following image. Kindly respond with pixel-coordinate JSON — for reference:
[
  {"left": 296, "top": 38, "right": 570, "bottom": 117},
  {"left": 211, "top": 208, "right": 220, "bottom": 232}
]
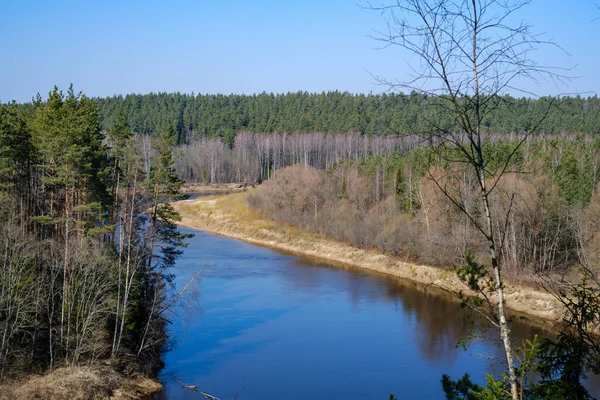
[
  {"left": 3, "top": 0, "right": 600, "bottom": 397},
  {"left": 5, "top": 85, "right": 600, "bottom": 398},
  {"left": 247, "top": 136, "right": 599, "bottom": 274},
  {"left": 93, "top": 92, "right": 600, "bottom": 145},
  {"left": 92, "top": 90, "right": 600, "bottom": 285},
  {"left": 0, "top": 86, "right": 190, "bottom": 385}
]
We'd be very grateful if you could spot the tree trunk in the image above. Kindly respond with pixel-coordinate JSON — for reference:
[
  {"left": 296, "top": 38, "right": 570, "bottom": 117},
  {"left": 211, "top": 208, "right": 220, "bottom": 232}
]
[{"left": 479, "top": 165, "right": 518, "bottom": 399}]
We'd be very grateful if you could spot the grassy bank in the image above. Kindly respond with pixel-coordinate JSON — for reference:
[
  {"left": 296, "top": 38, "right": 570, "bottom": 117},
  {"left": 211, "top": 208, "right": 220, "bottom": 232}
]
[
  {"left": 180, "top": 182, "right": 252, "bottom": 194},
  {"left": 0, "top": 365, "right": 161, "bottom": 400},
  {"left": 172, "top": 191, "right": 563, "bottom": 324}
]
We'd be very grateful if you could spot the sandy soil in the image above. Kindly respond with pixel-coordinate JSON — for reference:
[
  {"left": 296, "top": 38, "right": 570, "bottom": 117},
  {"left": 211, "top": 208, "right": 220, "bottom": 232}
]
[{"left": 172, "top": 191, "right": 564, "bottom": 325}]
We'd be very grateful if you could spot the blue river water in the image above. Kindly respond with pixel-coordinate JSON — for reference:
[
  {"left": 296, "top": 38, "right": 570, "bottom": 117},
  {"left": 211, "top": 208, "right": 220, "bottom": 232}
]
[{"left": 153, "top": 227, "right": 597, "bottom": 399}]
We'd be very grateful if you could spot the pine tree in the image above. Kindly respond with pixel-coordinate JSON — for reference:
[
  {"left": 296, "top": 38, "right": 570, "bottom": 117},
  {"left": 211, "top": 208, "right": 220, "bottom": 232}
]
[{"left": 136, "top": 125, "right": 192, "bottom": 357}]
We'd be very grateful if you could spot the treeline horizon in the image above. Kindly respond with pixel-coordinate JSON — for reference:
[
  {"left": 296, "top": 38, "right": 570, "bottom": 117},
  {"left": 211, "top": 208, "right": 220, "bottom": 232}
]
[{"left": 85, "top": 91, "right": 599, "bottom": 143}]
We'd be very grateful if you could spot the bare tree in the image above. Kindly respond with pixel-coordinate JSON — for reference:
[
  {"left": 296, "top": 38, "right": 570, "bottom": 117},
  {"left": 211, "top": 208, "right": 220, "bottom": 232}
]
[
  {"left": 0, "top": 219, "right": 36, "bottom": 374},
  {"left": 175, "top": 131, "right": 405, "bottom": 184},
  {"left": 366, "top": 1, "right": 568, "bottom": 397}
]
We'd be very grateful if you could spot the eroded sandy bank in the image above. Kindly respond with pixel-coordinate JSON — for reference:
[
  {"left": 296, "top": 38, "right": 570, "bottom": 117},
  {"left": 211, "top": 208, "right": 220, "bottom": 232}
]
[{"left": 172, "top": 191, "right": 563, "bottom": 326}]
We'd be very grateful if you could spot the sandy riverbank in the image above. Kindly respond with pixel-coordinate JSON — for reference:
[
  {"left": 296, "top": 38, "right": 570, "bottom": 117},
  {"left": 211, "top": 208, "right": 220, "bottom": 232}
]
[{"left": 172, "top": 191, "right": 564, "bottom": 325}]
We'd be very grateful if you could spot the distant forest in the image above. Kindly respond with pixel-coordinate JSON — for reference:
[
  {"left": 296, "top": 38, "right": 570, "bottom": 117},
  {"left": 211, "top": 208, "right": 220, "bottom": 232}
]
[{"left": 94, "top": 92, "right": 600, "bottom": 144}]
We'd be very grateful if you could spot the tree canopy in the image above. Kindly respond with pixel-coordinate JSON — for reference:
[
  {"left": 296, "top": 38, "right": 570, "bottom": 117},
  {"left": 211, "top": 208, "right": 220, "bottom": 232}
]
[{"left": 90, "top": 92, "right": 600, "bottom": 144}]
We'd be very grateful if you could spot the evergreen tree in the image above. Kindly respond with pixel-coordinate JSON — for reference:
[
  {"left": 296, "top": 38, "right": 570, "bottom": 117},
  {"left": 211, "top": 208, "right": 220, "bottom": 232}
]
[{"left": 136, "top": 125, "right": 192, "bottom": 357}]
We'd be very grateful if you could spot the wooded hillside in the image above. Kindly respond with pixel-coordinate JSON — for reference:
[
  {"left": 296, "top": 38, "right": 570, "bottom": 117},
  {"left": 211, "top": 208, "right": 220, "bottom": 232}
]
[
  {"left": 247, "top": 136, "right": 600, "bottom": 277},
  {"left": 0, "top": 86, "right": 190, "bottom": 380}
]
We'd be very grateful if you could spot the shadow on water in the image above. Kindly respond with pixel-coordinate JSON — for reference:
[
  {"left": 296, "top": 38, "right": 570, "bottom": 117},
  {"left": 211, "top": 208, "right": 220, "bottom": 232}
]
[{"left": 154, "top": 228, "right": 600, "bottom": 399}]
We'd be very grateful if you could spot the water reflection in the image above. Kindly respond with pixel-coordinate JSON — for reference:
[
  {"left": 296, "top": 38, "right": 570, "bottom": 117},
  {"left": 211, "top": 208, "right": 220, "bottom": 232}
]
[
  {"left": 282, "top": 257, "right": 551, "bottom": 366},
  {"left": 156, "top": 229, "right": 598, "bottom": 399}
]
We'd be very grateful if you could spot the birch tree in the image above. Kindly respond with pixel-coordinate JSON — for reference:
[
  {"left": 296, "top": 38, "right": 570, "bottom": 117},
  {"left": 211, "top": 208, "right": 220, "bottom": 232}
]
[{"left": 367, "top": 1, "right": 568, "bottom": 398}]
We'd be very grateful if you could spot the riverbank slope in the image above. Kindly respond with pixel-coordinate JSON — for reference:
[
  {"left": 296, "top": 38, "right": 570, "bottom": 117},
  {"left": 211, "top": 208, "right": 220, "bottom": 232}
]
[
  {"left": 0, "top": 365, "right": 161, "bottom": 400},
  {"left": 172, "top": 191, "right": 563, "bottom": 324},
  {"left": 181, "top": 182, "right": 253, "bottom": 194}
]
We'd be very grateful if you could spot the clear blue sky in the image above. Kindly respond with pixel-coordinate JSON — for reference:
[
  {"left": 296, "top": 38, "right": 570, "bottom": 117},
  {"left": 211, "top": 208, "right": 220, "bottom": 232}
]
[{"left": 1, "top": 0, "right": 598, "bottom": 103}]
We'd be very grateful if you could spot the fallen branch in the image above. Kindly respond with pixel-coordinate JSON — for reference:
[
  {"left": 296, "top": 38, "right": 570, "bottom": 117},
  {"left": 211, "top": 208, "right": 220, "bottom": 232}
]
[{"left": 168, "top": 374, "right": 221, "bottom": 400}]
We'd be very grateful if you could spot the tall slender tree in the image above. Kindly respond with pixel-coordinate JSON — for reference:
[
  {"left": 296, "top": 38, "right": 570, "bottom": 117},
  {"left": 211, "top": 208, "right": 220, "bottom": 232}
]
[
  {"left": 367, "top": 1, "right": 568, "bottom": 398},
  {"left": 136, "top": 125, "right": 192, "bottom": 357},
  {"left": 107, "top": 105, "right": 133, "bottom": 356}
]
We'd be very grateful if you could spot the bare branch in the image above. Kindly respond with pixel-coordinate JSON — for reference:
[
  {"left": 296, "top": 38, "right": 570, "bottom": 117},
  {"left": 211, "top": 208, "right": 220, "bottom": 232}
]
[{"left": 364, "top": 2, "right": 572, "bottom": 397}]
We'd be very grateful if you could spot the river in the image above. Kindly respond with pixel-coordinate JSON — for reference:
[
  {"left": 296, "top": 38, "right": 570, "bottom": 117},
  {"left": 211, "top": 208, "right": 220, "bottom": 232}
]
[{"left": 153, "top": 227, "right": 597, "bottom": 399}]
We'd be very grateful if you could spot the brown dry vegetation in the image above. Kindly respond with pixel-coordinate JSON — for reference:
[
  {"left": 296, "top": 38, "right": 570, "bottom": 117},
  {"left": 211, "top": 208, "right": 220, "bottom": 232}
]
[
  {"left": 246, "top": 165, "right": 582, "bottom": 277},
  {"left": 175, "top": 131, "right": 404, "bottom": 184},
  {"left": 180, "top": 182, "right": 253, "bottom": 194},
  {"left": 0, "top": 366, "right": 161, "bottom": 400},
  {"left": 172, "top": 190, "right": 563, "bottom": 323}
]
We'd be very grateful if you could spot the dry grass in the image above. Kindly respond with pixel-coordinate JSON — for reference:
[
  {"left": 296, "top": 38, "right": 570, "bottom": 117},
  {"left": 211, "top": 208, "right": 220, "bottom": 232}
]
[
  {"left": 0, "top": 366, "right": 161, "bottom": 400},
  {"left": 172, "top": 191, "right": 563, "bottom": 324},
  {"left": 181, "top": 182, "right": 252, "bottom": 194}
]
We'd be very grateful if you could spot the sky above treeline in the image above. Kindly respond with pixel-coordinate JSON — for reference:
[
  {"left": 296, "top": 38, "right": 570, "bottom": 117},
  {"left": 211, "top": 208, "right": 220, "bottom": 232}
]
[{"left": 1, "top": 0, "right": 599, "bottom": 103}]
